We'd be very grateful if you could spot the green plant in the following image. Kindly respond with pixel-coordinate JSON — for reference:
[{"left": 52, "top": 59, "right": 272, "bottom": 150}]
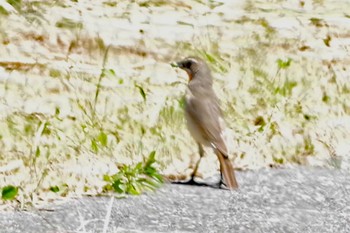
[
  {"left": 55, "top": 17, "right": 83, "bottom": 29},
  {"left": 1, "top": 185, "right": 18, "bottom": 200},
  {"left": 103, "top": 151, "right": 163, "bottom": 195}
]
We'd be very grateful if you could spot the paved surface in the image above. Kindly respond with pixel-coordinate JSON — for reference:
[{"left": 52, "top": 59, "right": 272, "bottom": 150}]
[{"left": 1, "top": 167, "right": 350, "bottom": 233}]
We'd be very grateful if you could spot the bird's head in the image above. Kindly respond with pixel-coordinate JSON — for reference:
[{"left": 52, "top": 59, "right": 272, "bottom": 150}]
[{"left": 172, "top": 57, "right": 212, "bottom": 83}]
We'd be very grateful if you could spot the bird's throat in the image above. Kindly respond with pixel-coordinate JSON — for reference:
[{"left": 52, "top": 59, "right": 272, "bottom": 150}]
[{"left": 185, "top": 70, "right": 193, "bottom": 81}]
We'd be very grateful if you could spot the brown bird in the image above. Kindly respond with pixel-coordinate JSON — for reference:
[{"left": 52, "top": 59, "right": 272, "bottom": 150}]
[{"left": 174, "top": 57, "right": 238, "bottom": 190}]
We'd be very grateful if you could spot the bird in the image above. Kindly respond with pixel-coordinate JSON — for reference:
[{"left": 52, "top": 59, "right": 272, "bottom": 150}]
[{"left": 173, "top": 56, "right": 238, "bottom": 190}]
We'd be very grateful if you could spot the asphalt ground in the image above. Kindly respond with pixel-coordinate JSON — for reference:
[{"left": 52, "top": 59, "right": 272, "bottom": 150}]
[{"left": 1, "top": 167, "right": 350, "bottom": 233}]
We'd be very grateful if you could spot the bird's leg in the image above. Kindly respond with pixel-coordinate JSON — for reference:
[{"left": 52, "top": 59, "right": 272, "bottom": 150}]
[
  {"left": 216, "top": 163, "right": 230, "bottom": 189},
  {"left": 218, "top": 163, "right": 225, "bottom": 187},
  {"left": 190, "top": 143, "right": 204, "bottom": 181},
  {"left": 218, "top": 154, "right": 238, "bottom": 189},
  {"left": 219, "top": 171, "right": 226, "bottom": 188}
]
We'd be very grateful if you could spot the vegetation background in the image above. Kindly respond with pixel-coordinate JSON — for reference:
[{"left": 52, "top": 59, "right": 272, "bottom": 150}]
[{"left": 0, "top": 0, "right": 349, "bottom": 209}]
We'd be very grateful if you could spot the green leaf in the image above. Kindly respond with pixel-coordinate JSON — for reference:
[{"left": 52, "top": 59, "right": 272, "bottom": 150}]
[
  {"left": 140, "top": 178, "right": 161, "bottom": 190},
  {"left": 144, "top": 151, "right": 156, "bottom": 168},
  {"left": 2, "top": 185, "right": 18, "bottom": 200},
  {"left": 277, "top": 58, "right": 292, "bottom": 69},
  {"left": 111, "top": 172, "right": 123, "bottom": 181},
  {"left": 42, "top": 122, "right": 51, "bottom": 135},
  {"left": 55, "top": 107, "right": 60, "bottom": 116},
  {"left": 112, "top": 180, "right": 124, "bottom": 193},
  {"left": 103, "top": 174, "right": 111, "bottom": 182},
  {"left": 35, "top": 147, "right": 41, "bottom": 157},
  {"left": 108, "top": 69, "right": 116, "bottom": 76},
  {"left": 103, "top": 184, "right": 112, "bottom": 191},
  {"left": 128, "top": 182, "right": 141, "bottom": 195},
  {"left": 144, "top": 167, "right": 155, "bottom": 176},
  {"left": 50, "top": 186, "right": 60, "bottom": 193},
  {"left": 6, "top": 0, "right": 21, "bottom": 11},
  {"left": 135, "top": 85, "right": 146, "bottom": 101},
  {"left": 102, "top": 68, "right": 116, "bottom": 78},
  {"left": 151, "top": 173, "right": 164, "bottom": 183},
  {"left": 97, "top": 131, "right": 108, "bottom": 147},
  {"left": 204, "top": 53, "right": 216, "bottom": 64},
  {"left": 273, "top": 157, "right": 284, "bottom": 164},
  {"left": 91, "top": 139, "right": 98, "bottom": 153},
  {"left": 134, "top": 162, "right": 143, "bottom": 173},
  {"left": 140, "top": 126, "right": 146, "bottom": 136},
  {"left": 0, "top": 6, "right": 9, "bottom": 15}
]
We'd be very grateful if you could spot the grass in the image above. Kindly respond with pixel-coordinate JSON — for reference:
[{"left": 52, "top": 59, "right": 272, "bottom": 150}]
[
  {"left": 0, "top": 0, "right": 350, "bottom": 209},
  {"left": 103, "top": 151, "right": 163, "bottom": 195}
]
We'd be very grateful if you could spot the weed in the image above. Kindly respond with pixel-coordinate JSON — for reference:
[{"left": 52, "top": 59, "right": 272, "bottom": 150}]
[
  {"left": 1, "top": 185, "right": 18, "bottom": 200},
  {"left": 56, "top": 18, "right": 83, "bottom": 30},
  {"left": 103, "top": 151, "right": 163, "bottom": 195}
]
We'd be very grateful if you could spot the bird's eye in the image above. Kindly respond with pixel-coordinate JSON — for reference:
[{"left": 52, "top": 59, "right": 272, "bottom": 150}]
[{"left": 184, "top": 61, "right": 193, "bottom": 68}]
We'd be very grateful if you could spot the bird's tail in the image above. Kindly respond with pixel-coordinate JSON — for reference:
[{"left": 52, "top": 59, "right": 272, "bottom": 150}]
[{"left": 214, "top": 148, "right": 238, "bottom": 190}]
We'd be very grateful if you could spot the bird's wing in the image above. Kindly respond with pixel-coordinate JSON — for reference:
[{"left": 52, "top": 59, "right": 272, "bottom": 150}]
[{"left": 185, "top": 94, "right": 224, "bottom": 145}]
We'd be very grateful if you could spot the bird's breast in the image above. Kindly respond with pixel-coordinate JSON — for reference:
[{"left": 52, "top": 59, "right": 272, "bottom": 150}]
[{"left": 184, "top": 92, "right": 211, "bottom": 146}]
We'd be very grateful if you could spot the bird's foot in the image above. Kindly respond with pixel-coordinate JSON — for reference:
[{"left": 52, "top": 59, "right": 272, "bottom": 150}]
[
  {"left": 171, "top": 175, "right": 205, "bottom": 186},
  {"left": 219, "top": 179, "right": 229, "bottom": 190},
  {"left": 171, "top": 175, "right": 224, "bottom": 189}
]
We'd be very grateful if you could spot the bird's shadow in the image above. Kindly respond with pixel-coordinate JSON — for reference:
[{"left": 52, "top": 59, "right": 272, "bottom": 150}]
[{"left": 170, "top": 177, "right": 223, "bottom": 189}]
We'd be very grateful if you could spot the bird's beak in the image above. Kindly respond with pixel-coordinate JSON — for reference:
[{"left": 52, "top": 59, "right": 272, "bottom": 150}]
[{"left": 170, "top": 62, "right": 180, "bottom": 68}]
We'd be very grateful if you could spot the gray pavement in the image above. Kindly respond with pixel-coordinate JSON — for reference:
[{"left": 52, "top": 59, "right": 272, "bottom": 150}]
[{"left": 1, "top": 167, "right": 350, "bottom": 233}]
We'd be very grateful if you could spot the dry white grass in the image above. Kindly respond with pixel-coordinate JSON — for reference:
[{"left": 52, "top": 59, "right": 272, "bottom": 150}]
[{"left": 0, "top": 0, "right": 349, "bottom": 209}]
